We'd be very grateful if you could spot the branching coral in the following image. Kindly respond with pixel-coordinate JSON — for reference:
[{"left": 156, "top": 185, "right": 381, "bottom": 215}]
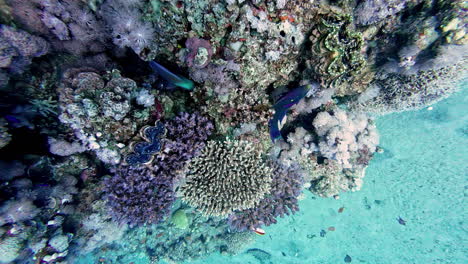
[
  {"left": 150, "top": 112, "right": 214, "bottom": 174},
  {"left": 104, "top": 166, "right": 175, "bottom": 226},
  {"left": 350, "top": 61, "right": 467, "bottom": 115},
  {"left": 181, "top": 140, "right": 273, "bottom": 217},
  {"left": 228, "top": 161, "right": 303, "bottom": 231}
]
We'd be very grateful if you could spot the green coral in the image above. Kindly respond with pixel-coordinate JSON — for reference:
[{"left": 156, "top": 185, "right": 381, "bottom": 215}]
[{"left": 171, "top": 209, "right": 189, "bottom": 229}]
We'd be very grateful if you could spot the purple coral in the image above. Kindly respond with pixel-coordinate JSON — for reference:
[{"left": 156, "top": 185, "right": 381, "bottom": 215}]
[
  {"left": 228, "top": 161, "right": 304, "bottom": 231},
  {"left": 0, "top": 25, "right": 49, "bottom": 81},
  {"left": 104, "top": 166, "right": 175, "bottom": 226},
  {"left": 185, "top": 37, "right": 213, "bottom": 68},
  {"left": 155, "top": 112, "right": 214, "bottom": 170}
]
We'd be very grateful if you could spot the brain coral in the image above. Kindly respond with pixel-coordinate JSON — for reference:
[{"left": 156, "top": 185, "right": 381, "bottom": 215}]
[{"left": 181, "top": 140, "right": 273, "bottom": 217}]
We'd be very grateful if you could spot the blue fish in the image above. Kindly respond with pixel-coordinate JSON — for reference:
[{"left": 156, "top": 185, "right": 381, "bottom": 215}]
[
  {"left": 4, "top": 115, "right": 20, "bottom": 124},
  {"left": 273, "top": 84, "right": 313, "bottom": 111},
  {"left": 149, "top": 61, "right": 194, "bottom": 90},
  {"left": 269, "top": 84, "right": 314, "bottom": 142}
]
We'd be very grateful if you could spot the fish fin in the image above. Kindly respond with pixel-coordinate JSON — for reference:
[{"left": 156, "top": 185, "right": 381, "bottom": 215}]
[
  {"left": 269, "top": 110, "right": 287, "bottom": 142},
  {"left": 278, "top": 114, "right": 287, "bottom": 130},
  {"left": 149, "top": 61, "right": 194, "bottom": 90}
]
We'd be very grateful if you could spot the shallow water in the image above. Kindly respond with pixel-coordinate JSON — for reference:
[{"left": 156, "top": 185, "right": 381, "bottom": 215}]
[
  {"left": 75, "top": 85, "right": 467, "bottom": 264},
  {"left": 182, "top": 86, "right": 467, "bottom": 264}
]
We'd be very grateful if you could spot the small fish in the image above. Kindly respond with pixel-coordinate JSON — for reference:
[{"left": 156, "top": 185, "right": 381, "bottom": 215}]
[
  {"left": 149, "top": 61, "right": 194, "bottom": 90},
  {"left": 251, "top": 227, "right": 266, "bottom": 235},
  {"left": 338, "top": 207, "right": 345, "bottom": 213},
  {"left": 397, "top": 216, "right": 406, "bottom": 225},
  {"left": 344, "top": 254, "right": 352, "bottom": 263},
  {"left": 320, "top": 229, "right": 326, "bottom": 237},
  {"left": 328, "top": 226, "right": 336, "bottom": 231}
]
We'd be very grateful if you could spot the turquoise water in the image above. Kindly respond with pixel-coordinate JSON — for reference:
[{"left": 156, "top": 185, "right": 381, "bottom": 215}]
[
  {"left": 77, "top": 86, "right": 467, "bottom": 264},
  {"left": 181, "top": 87, "right": 467, "bottom": 264}
]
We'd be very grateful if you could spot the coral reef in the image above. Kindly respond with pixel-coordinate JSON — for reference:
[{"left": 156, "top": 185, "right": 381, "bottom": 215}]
[
  {"left": 304, "top": 10, "right": 371, "bottom": 96},
  {"left": 58, "top": 68, "right": 154, "bottom": 164},
  {"left": 181, "top": 140, "right": 273, "bottom": 217},
  {"left": 0, "top": 25, "right": 49, "bottom": 87},
  {"left": 0, "top": 228, "right": 24, "bottom": 263},
  {"left": 9, "top": 0, "right": 107, "bottom": 55},
  {"left": 350, "top": 62, "right": 467, "bottom": 114},
  {"left": 277, "top": 108, "right": 379, "bottom": 197},
  {"left": 228, "top": 161, "right": 304, "bottom": 231},
  {"left": 0, "top": 0, "right": 466, "bottom": 263},
  {"left": 104, "top": 166, "right": 175, "bottom": 226}
]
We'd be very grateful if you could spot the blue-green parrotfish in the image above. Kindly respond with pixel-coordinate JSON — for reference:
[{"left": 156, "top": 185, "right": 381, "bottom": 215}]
[
  {"left": 269, "top": 84, "right": 315, "bottom": 142},
  {"left": 149, "top": 61, "right": 194, "bottom": 90}
]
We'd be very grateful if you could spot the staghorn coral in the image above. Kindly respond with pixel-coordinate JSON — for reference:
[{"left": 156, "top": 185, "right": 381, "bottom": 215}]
[
  {"left": 228, "top": 161, "right": 303, "bottom": 231},
  {"left": 104, "top": 165, "right": 175, "bottom": 226},
  {"left": 58, "top": 68, "right": 154, "bottom": 164},
  {"left": 181, "top": 140, "right": 273, "bottom": 217}
]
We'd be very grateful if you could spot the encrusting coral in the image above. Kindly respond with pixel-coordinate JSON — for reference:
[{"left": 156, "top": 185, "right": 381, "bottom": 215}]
[
  {"left": 181, "top": 140, "right": 273, "bottom": 217},
  {"left": 58, "top": 68, "right": 154, "bottom": 164}
]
